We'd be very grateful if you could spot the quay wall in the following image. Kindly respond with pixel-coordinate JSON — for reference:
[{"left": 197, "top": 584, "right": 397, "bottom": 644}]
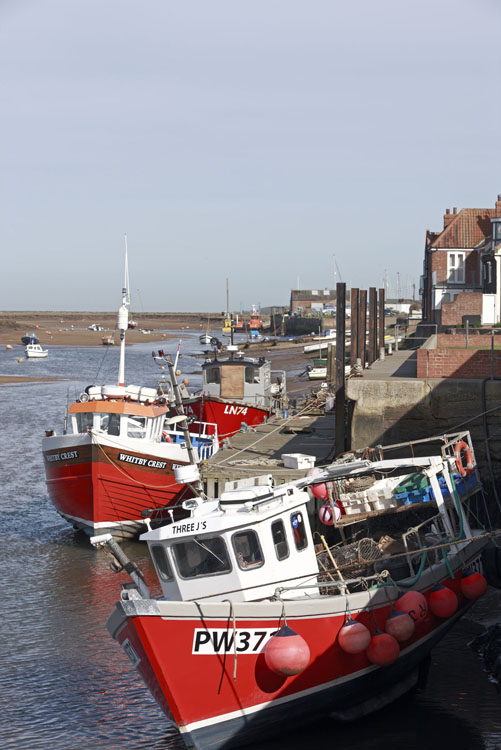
[
  {"left": 346, "top": 377, "right": 501, "bottom": 485},
  {"left": 417, "top": 348, "right": 501, "bottom": 378}
]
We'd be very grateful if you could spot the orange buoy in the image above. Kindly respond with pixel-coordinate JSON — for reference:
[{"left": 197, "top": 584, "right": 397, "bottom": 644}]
[
  {"left": 6, "top": 344, "right": 12, "bottom": 350},
  {"left": 394, "top": 590, "right": 428, "bottom": 623},
  {"left": 264, "top": 625, "right": 310, "bottom": 676},
  {"left": 338, "top": 618, "right": 371, "bottom": 654},
  {"left": 366, "top": 632, "right": 400, "bottom": 666},
  {"left": 460, "top": 570, "right": 488, "bottom": 600},
  {"left": 17, "top": 358, "right": 23, "bottom": 363},
  {"left": 429, "top": 585, "right": 458, "bottom": 618},
  {"left": 384, "top": 609, "right": 415, "bottom": 642}
]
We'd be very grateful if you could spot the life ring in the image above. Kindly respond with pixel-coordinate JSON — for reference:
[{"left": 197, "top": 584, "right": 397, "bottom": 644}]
[{"left": 454, "top": 440, "right": 474, "bottom": 477}]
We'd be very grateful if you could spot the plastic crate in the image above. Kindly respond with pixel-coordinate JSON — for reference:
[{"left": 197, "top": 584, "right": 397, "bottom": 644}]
[{"left": 395, "top": 486, "right": 434, "bottom": 505}]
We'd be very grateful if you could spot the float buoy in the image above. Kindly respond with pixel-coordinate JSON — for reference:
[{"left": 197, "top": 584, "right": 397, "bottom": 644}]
[
  {"left": 429, "top": 585, "right": 458, "bottom": 618},
  {"left": 264, "top": 625, "right": 310, "bottom": 676},
  {"left": 384, "top": 609, "right": 415, "bottom": 642},
  {"left": 6, "top": 344, "right": 12, "bottom": 350},
  {"left": 460, "top": 570, "right": 488, "bottom": 600},
  {"left": 394, "top": 590, "right": 428, "bottom": 623},
  {"left": 319, "top": 503, "right": 340, "bottom": 525},
  {"left": 17, "top": 358, "right": 23, "bottom": 363},
  {"left": 338, "top": 618, "right": 371, "bottom": 654},
  {"left": 366, "top": 632, "right": 400, "bottom": 667}
]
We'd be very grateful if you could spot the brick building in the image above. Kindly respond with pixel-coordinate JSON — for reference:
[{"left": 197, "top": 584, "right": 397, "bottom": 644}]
[
  {"left": 290, "top": 289, "right": 337, "bottom": 315},
  {"left": 421, "top": 195, "right": 501, "bottom": 327}
]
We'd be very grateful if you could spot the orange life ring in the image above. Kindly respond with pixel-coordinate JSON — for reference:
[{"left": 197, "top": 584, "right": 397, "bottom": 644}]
[{"left": 454, "top": 440, "right": 474, "bottom": 477}]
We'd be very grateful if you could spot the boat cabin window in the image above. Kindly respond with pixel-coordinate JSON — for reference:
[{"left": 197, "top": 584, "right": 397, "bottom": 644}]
[
  {"left": 245, "top": 367, "right": 260, "bottom": 384},
  {"left": 126, "top": 415, "right": 146, "bottom": 438},
  {"left": 173, "top": 536, "right": 231, "bottom": 579},
  {"left": 205, "top": 367, "right": 221, "bottom": 384},
  {"left": 271, "top": 519, "right": 289, "bottom": 560},
  {"left": 76, "top": 413, "right": 94, "bottom": 433},
  {"left": 151, "top": 545, "right": 173, "bottom": 582},
  {"left": 232, "top": 530, "right": 264, "bottom": 570},
  {"left": 98, "top": 413, "right": 121, "bottom": 436},
  {"left": 290, "top": 512, "right": 308, "bottom": 551}
]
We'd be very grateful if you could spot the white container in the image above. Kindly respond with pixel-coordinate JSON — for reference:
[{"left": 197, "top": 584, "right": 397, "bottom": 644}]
[
  {"left": 174, "top": 464, "right": 200, "bottom": 484},
  {"left": 282, "top": 453, "right": 316, "bottom": 470}
]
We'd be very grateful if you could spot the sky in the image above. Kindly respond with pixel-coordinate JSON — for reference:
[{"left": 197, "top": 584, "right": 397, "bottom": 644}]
[{"left": 1, "top": 0, "right": 501, "bottom": 312}]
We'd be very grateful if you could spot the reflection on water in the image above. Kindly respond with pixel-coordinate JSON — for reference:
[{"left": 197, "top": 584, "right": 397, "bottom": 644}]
[{"left": 0, "top": 339, "right": 500, "bottom": 749}]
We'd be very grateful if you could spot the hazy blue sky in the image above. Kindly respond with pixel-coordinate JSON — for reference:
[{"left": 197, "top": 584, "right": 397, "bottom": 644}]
[{"left": 1, "top": 0, "right": 500, "bottom": 312}]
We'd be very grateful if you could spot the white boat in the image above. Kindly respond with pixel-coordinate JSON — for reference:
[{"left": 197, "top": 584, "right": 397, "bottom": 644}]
[
  {"left": 307, "top": 364, "right": 351, "bottom": 380},
  {"left": 94, "top": 430, "right": 493, "bottom": 750},
  {"left": 199, "top": 333, "right": 213, "bottom": 346},
  {"left": 25, "top": 343, "right": 48, "bottom": 359}
]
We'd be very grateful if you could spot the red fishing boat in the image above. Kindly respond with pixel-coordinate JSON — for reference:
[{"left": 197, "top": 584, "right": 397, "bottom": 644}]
[
  {"left": 42, "top": 248, "right": 218, "bottom": 539},
  {"left": 94, "top": 431, "right": 492, "bottom": 749},
  {"left": 179, "top": 345, "right": 286, "bottom": 441}
]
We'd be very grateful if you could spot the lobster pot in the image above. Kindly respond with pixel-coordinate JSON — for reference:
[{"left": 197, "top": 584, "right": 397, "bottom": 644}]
[{"left": 318, "top": 538, "right": 384, "bottom": 580}]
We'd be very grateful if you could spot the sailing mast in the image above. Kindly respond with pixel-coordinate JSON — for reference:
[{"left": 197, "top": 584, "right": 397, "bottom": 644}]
[{"left": 117, "top": 236, "right": 130, "bottom": 387}]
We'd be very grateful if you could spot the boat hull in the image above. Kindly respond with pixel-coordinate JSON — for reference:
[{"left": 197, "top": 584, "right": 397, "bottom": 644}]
[
  {"left": 184, "top": 397, "right": 272, "bottom": 440},
  {"left": 107, "top": 547, "right": 485, "bottom": 750},
  {"left": 42, "top": 435, "right": 193, "bottom": 538}
]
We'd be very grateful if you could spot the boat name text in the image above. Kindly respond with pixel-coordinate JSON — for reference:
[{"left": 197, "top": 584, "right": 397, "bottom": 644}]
[
  {"left": 192, "top": 628, "right": 276, "bottom": 654},
  {"left": 46, "top": 450, "right": 79, "bottom": 462},
  {"left": 171, "top": 521, "right": 207, "bottom": 535},
  {"left": 223, "top": 405, "right": 248, "bottom": 415},
  {"left": 118, "top": 453, "right": 167, "bottom": 469}
]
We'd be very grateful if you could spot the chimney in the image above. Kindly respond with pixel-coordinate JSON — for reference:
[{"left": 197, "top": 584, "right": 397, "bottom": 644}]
[
  {"left": 496, "top": 194, "right": 501, "bottom": 217},
  {"left": 443, "top": 208, "right": 454, "bottom": 229}
]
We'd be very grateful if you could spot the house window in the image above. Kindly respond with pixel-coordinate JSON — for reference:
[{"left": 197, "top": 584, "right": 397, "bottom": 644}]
[{"left": 448, "top": 252, "right": 465, "bottom": 284}]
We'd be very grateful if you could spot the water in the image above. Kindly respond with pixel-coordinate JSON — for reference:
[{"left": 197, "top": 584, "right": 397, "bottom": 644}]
[{"left": 0, "top": 338, "right": 500, "bottom": 750}]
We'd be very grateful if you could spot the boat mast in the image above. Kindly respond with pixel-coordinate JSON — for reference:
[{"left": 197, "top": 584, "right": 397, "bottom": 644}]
[{"left": 117, "top": 236, "right": 130, "bottom": 387}]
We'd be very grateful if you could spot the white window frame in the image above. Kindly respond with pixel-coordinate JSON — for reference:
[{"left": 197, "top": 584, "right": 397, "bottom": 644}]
[{"left": 447, "top": 251, "right": 465, "bottom": 284}]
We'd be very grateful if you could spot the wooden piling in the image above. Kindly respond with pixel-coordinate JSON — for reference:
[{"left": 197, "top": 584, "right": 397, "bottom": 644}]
[
  {"left": 358, "top": 289, "right": 367, "bottom": 369},
  {"left": 350, "top": 288, "right": 359, "bottom": 366},
  {"left": 368, "top": 287, "right": 377, "bottom": 365},
  {"left": 335, "top": 282, "right": 346, "bottom": 455},
  {"left": 378, "top": 287, "right": 385, "bottom": 355}
]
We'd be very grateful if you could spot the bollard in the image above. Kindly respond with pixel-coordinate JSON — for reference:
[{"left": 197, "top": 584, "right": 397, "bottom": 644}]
[
  {"left": 379, "top": 347, "right": 385, "bottom": 361},
  {"left": 388, "top": 343, "right": 393, "bottom": 356}
]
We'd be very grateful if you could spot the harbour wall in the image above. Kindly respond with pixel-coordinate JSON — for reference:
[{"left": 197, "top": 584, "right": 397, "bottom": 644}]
[{"left": 346, "top": 377, "right": 501, "bottom": 488}]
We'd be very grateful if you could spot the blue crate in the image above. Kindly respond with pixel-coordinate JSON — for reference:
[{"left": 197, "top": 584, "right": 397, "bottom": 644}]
[{"left": 395, "top": 486, "right": 433, "bottom": 505}]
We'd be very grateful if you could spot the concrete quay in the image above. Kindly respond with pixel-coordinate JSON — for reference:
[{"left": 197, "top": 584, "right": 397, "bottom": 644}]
[{"left": 201, "top": 409, "right": 334, "bottom": 497}]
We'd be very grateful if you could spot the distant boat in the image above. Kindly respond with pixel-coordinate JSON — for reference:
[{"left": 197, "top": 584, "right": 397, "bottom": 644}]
[
  {"left": 25, "top": 343, "right": 48, "bottom": 359},
  {"left": 128, "top": 320, "right": 138, "bottom": 329},
  {"left": 88, "top": 324, "right": 104, "bottom": 331},
  {"left": 21, "top": 332, "right": 39, "bottom": 345},
  {"left": 101, "top": 335, "right": 115, "bottom": 346}
]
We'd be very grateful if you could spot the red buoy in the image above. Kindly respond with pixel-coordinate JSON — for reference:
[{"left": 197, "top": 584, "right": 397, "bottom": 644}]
[
  {"left": 394, "top": 590, "right": 428, "bottom": 623},
  {"left": 384, "top": 609, "right": 415, "bottom": 642},
  {"left": 338, "top": 618, "right": 371, "bottom": 654},
  {"left": 264, "top": 625, "right": 310, "bottom": 676},
  {"left": 429, "top": 585, "right": 458, "bottom": 618},
  {"left": 366, "top": 632, "right": 400, "bottom": 667},
  {"left": 319, "top": 503, "right": 340, "bottom": 525},
  {"left": 460, "top": 570, "right": 488, "bottom": 600}
]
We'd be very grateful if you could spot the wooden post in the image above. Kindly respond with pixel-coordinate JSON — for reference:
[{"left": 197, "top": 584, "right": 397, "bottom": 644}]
[
  {"left": 358, "top": 290, "right": 367, "bottom": 369},
  {"left": 327, "top": 342, "right": 335, "bottom": 386},
  {"left": 378, "top": 287, "right": 385, "bottom": 356},
  {"left": 335, "top": 282, "right": 346, "bottom": 455},
  {"left": 368, "top": 287, "right": 377, "bottom": 365},
  {"left": 350, "top": 288, "right": 359, "bottom": 366}
]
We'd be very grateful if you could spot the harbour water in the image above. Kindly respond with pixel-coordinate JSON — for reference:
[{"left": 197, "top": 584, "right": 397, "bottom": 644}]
[{"left": 1, "top": 338, "right": 500, "bottom": 750}]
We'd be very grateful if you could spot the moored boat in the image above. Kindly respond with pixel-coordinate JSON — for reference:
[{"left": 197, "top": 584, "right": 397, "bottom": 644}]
[
  {"left": 42, "top": 247, "right": 219, "bottom": 539},
  {"left": 177, "top": 345, "right": 287, "bottom": 441},
  {"left": 25, "top": 343, "right": 48, "bottom": 358},
  {"left": 21, "top": 332, "right": 39, "bottom": 345},
  {"left": 94, "top": 430, "right": 493, "bottom": 750}
]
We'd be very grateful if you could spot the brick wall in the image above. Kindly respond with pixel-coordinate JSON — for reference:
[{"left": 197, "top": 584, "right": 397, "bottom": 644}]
[
  {"left": 417, "top": 348, "right": 501, "bottom": 378},
  {"left": 437, "top": 333, "right": 499, "bottom": 348},
  {"left": 431, "top": 249, "right": 480, "bottom": 285},
  {"left": 441, "top": 291, "right": 483, "bottom": 326}
]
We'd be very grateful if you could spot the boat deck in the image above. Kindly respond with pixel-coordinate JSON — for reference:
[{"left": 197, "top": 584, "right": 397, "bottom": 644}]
[{"left": 201, "top": 408, "right": 335, "bottom": 496}]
